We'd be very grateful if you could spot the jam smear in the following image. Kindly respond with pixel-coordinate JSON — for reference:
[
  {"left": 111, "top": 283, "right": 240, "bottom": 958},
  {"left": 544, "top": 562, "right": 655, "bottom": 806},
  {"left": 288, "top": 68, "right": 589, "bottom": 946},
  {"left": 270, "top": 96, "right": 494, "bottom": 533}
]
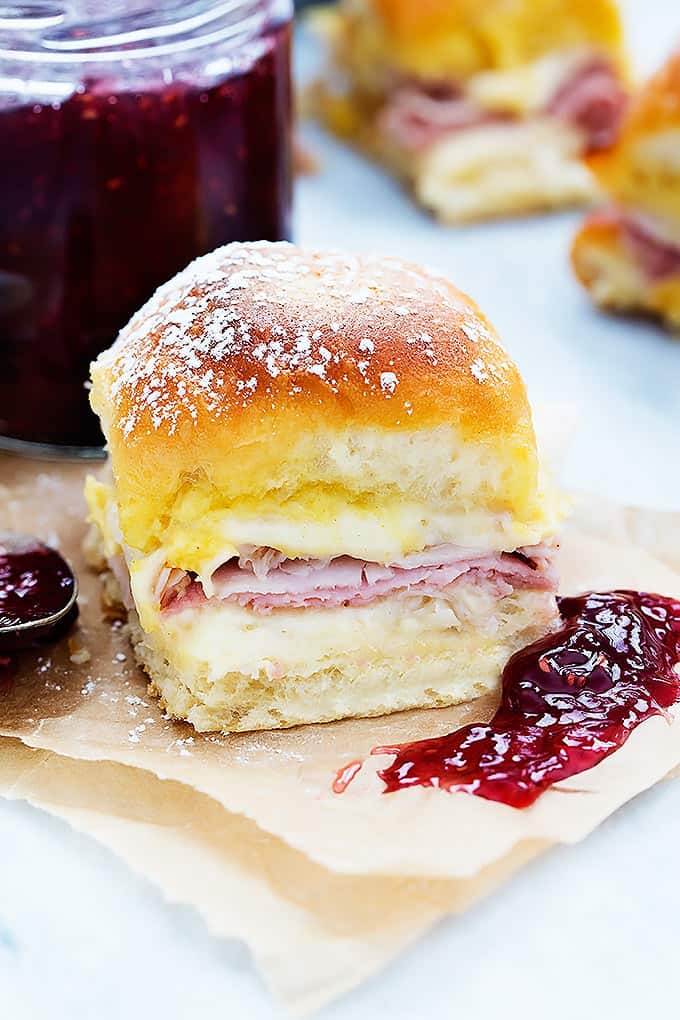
[
  {"left": 332, "top": 759, "right": 363, "bottom": 795},
  {"left": 0, "top": 536, "right": 78, "bottom": 650},
  {"left": 373, "top": 591, "right": 680, "bottom": 808}
]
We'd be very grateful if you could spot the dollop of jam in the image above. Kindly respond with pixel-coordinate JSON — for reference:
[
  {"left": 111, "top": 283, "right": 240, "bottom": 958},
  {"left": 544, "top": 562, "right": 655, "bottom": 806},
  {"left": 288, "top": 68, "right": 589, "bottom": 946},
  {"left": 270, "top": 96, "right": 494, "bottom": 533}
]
[
  {"left": 332, "top": 759, "right": 363, "bottom": 795},
  {"left": 370, "top": 591, "right": 680, "bottom": 808},
  {"left": 0, "top": 536, "right": 77, "bottom": 650}
]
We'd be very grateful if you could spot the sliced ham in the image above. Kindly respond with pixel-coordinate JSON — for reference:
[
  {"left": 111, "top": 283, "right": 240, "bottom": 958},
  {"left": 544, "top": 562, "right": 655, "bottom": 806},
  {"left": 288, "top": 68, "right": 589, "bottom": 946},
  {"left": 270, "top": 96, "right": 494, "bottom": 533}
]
[
  {"left": 546, "top": 57, "right": 627, "bottom": 152},
  {"left": 377, "top": 85, "right": 510, "bottom": 152},
  {"left": 160, "top": 543, "right": 557, "bottom": 616},
  {"left": 623, "top": 215, "right": 680, "bottom": 281},
  {"left": 378, "top": 57, "right": 625, "bottom": 155},
  {"left": 588, "top": 208, "right": 680, "bottom": 281}
]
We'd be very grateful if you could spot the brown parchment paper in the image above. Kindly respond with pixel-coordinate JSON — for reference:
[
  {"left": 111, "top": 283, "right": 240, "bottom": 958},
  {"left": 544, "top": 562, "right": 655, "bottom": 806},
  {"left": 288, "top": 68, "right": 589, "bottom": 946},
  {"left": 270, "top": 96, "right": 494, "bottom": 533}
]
[
  {"left": 0, "top": 737, "right": 547, "bottom": 1014},
  {"left": 1, "top": 455, "right": 680, "bottom": 880}
]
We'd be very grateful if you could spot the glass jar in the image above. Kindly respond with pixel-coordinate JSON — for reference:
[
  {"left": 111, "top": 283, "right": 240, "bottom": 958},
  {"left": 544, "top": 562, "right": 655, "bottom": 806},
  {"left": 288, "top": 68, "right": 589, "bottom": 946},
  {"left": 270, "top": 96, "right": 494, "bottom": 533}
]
[{"left": 0, "top": 0, "right": 292, "bottom": 456}]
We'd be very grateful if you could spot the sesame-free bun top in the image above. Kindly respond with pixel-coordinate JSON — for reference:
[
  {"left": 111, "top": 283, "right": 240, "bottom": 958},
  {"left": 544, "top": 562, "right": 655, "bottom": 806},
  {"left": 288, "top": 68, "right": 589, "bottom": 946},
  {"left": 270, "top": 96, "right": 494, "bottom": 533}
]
[
  {"left": 89, "top": 242, "right": 558, "bottom": 568},
  {"left": 588, "top": 50, "right": 680, "bottom": 232},
  {"left": 329, "top": 0, "right": 624, "bottom": 84}
]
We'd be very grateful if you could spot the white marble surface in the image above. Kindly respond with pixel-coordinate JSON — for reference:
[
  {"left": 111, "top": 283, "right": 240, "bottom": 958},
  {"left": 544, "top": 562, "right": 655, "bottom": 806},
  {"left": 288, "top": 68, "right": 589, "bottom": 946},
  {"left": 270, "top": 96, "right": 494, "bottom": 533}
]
[{"left": 2, "top": 3, "right": 680, "bottom": 1017}]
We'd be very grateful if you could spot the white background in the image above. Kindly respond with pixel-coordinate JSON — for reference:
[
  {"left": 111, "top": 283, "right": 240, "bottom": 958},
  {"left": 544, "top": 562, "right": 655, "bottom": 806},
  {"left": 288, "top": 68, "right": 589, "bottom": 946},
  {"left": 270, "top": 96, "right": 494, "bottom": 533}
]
[{"left": 2, "top": 3, "right": 680, "bottom": 1018}]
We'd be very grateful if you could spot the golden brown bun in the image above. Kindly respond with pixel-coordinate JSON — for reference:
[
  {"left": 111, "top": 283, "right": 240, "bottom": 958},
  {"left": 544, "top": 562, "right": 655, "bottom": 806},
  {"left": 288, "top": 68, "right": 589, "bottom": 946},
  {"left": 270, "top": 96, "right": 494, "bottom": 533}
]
[
  {"left": 321, "top": 0, "right": 625, "bottom": 85},
  {"left": 90, "top": 242, "right": 555, "bottom": 560},
  {"left": 588, "top": 50, "right": 680, "bottom": 230},
  {"left": 572, "top": 210, "right": 680, "bottom": 330}
]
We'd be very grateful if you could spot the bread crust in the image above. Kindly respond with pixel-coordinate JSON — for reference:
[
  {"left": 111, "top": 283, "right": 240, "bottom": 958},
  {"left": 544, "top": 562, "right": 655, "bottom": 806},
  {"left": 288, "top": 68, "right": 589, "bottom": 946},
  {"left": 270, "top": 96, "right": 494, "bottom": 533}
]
[
  {"left": 590, "top": 50, "right": 680, "bottom": 164},
  {"left": 353, "top": 0, "right": 624, "bottom": 80},
  {"left": 587, "top": 50, "right": 680, "bottom": 228},
  {"left": 572, "top": 50, "right": 680, "bottom": 329},
  {"left": 90, "top": 243, "right": 541, "bottom": 553},
  {"left": 91, "top": 242, "right": 526, "bottom": 442}
]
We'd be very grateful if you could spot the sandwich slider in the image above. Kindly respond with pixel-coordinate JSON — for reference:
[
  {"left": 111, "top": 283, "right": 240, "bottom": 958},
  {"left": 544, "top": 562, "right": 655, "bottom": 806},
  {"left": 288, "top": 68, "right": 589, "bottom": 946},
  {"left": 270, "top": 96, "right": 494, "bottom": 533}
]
[
  {"left": 310, "top": 0, "right": 629, "bottom": 222},
  {"left": 572, "top": 49, "right": 680, "bottom": 331},
  {"left": 86, "top": 241, "right": 561, "bottom": 732}
]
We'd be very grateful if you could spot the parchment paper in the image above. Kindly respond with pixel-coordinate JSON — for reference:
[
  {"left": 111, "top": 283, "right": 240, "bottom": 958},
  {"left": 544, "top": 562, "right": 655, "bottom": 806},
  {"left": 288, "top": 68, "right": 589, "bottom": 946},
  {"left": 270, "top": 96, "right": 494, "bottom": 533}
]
[
  {"left": 1, "top": 455, "right": 680, "bottom": 879},
  {"left": 0, "top": 736, "right": 546, "bottom": 1014}
]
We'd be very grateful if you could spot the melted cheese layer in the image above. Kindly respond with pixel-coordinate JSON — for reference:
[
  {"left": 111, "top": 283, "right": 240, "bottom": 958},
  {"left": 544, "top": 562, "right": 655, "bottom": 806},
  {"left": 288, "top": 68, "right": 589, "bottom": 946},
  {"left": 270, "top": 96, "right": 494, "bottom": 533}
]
[{"left": 138, "top": 583, "right": 554, "bottom": 681}]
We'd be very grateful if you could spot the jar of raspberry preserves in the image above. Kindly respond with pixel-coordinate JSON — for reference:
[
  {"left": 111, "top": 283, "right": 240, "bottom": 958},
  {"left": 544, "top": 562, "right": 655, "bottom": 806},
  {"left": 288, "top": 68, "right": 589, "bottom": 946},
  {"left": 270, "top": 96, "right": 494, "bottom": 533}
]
[{"left": 0, "top": 1, "right": 292, "bottom": 455}]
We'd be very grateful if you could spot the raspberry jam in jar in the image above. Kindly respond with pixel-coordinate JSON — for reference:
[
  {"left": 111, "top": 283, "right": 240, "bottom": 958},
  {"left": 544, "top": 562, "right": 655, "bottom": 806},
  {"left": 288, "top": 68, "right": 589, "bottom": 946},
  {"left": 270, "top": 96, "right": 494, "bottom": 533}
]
[{"left": 0, "top": 1, "right": 292, "bottom": 455}]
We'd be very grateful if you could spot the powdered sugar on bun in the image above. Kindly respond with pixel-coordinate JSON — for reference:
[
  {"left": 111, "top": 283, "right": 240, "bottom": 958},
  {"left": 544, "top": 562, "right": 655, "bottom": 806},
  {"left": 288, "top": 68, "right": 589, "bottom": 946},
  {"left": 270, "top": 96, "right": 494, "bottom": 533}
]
[
  {"left": 88, "top": 242, "right": 555, "bottom": 563},
  {"left": 91, "top": 241, "right": 521, "bottom": 442}
]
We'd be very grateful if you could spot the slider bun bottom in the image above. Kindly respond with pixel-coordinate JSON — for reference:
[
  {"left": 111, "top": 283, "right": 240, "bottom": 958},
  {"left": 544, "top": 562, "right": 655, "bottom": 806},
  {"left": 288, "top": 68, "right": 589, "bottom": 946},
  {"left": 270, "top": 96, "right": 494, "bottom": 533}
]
[
  {"left": 128, "top": 588, "right": 557, "bottom": 733},
  {"left": 572, "top": 214, "right": 680, "bottom": 331},
  {"left": 414, "top": 121, "right": 597, "bottom": 223}
]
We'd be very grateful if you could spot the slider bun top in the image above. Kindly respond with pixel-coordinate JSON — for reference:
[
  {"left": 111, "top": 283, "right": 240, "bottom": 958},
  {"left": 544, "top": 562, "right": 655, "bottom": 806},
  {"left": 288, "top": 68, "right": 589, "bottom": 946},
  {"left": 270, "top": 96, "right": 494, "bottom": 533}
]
[
  {"left": 90, "top": 242, "right": 557, "bottom": 561},
  {"left": 331, "top": 0, "right": 624, "bottom": 84},
  {"left": 588, "top": 50, "right": 680, "bottom": 232}
]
